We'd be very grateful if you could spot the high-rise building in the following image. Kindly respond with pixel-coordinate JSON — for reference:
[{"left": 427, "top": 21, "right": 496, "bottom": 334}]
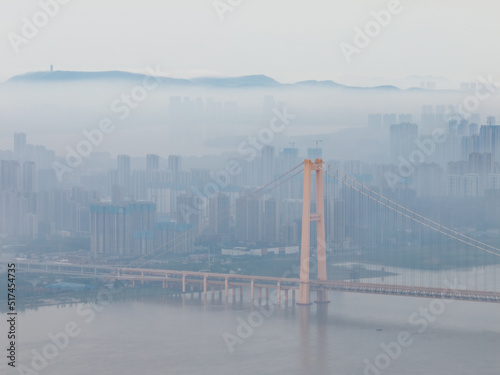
[
  {"left": 208, "top": 193, "right": 230, "bottom": 236},
  {"left": 235, "top": 197, "right": 261, "bottom": 243},
  {"left": 261, "top": 145, "right": 275, "bottom": 184},
  {"left": 168, "top": 155, "right": 181, "bottom": 174},
  {"left": 390, "top": 123, "right": 418, "bottom": 162},
  {"left": 191, "top": 168, "right": 211, "bottom": 187},
  {"left": 488, "top": 174, "right": 500, "bottom": 190},
  {"left": 132, "top": 170, "right": 147, "bottom": 201},
  {"left": 147, "top": 187, "right": 170, "bottom": 214},
  {"left": 1, "top": 160, "right": 21, "bottom": 192},
  {"left": 154, "top": 220, "right": 176, "bottom": 253},
  {"left": 446, "top": 174, "right": 479, "bottom": 197},
  {"left": 176, "top": 194, "right": 199, "bottom": 228},
  {"left": 469, "top": 152, "right": 493, "bottom": 175},
  {"left": 0, "top": 190, "right": 37, "bottom": 238},
  {"left": 469, "top": 152, "right": 493, "bottom": 194},
  {"left": 421, "top": 105, "right": 435, "bottom": 134},
  {"left": 485, "top": 189, "right": 500, "bottom": 226},
  {"left": 263, "top": 198, "right": 279, "bottom": 244},
  {"left": 146, "top": 154, "right": 160, "bottom": 170},
  {"left": 90, "top": 202, "right": 155, "bottom": 257},
  {"left": 34, "top": 145, "right": 55, "bottom": 169},
  {"left": 117, "top": 155, "right": 131, "bottom": 197},
  {"left": 22, "top": 161, "right": 37, "bottom": 192},
  {"left": 175, "top": 193, "right": 199, "bottom": 252},
  {"left": 325, "top": 198, "right": 346, "bottom": 247},
  {"left": 235, "top": 197, "right": 248, "bottom": 243},
  {"left": 479, "top": 125, "right": 500, "bottom": 162},
  {"left": 278, "top": 147, "right": 301, "bottom": 200},
  {"left": 461, "top": 135, "right": 480, "bottom": 161},
  {"left": 14, "top": 133, "right": 27, "bottom": 159},
  {"left": 280, "top": 199, "right": 302, "bottom": 226},
  {"left": 383, "top": 113, "right": 397, "bottom": 128}
]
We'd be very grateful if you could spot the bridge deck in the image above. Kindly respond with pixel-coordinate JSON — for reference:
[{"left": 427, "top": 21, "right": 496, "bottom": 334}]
[{"left": 5, "top": 260, "right": 500, "bottom": 304}]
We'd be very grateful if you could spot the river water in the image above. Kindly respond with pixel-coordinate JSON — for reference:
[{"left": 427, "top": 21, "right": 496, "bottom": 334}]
[{"left": 1, "top": 265, "right": 499, "bottom": 375}]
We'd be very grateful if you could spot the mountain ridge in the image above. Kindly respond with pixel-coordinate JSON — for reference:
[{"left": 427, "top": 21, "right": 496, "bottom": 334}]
[{"left": 3, "top": 70, "right": 437, "bottom": 91}]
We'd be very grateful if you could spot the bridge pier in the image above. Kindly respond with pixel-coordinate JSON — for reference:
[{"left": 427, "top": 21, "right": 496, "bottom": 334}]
[
  {"left": 182, "top": 274, "right": 186, "bottom": 293},
  {"left": 277, "top": 282, "right": 281, "bottom": 303},
  {"left": 225, "top": 277, "right": 228, "bottom": 297},
  {"left": 315, "top": 290, "right": 330, "bottom": 304},
  {"left": 203, "top": 276, "right": 207, "bottom": 296},
  {"left": 298, "top": 282, "right": 312, "bottom": 305},
  {"left": 284, "top": 289, "right": 288, "bottom": 304},
  {"left": 240, "top": 286, "right": 243, "bottom": 300},
  {"left": 250, "top": 279, "right": 254, "bottom": 301}
]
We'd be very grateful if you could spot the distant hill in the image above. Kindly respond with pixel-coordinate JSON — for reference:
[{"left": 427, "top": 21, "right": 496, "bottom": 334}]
[
  {"left": 6, "top": 70, "right": 192, "bottom": 86},
  {"left": 4, "top": 70, "right": 410, "bottom": 91}
]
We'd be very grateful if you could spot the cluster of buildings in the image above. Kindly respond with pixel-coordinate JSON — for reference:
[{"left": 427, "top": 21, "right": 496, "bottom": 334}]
[
  {"left": 384, "top": 111, "right": 500, "bottom": 198},
  {"left": 0, "top": 133, "right": 89, "bottom": 239},
  {"left": 1, "top": 102, "right": 500, "bottom": 259}
]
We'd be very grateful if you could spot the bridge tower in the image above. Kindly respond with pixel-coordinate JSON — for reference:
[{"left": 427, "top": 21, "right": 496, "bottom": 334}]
[{"left": 298, "top": 159, "right": 329, "bottom": 305}]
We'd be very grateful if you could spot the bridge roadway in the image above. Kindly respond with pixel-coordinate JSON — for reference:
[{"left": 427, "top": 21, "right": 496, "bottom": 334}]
[{"left": 4, "top": 260, "right": 500, "bottom": 304}]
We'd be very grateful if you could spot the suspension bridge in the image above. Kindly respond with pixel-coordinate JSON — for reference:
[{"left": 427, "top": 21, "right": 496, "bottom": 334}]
[{"left": 7, "top": 159, "right": 500, "bottom": 304}]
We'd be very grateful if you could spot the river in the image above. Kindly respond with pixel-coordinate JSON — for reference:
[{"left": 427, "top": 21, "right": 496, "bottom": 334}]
[{"left": 1, "top": 280, "right": 499, "bottom": 375}]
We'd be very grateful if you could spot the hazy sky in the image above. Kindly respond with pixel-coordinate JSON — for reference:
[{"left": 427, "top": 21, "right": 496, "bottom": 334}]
[{"left": 1, "top": 0, "right": 499, "bottom": 84}]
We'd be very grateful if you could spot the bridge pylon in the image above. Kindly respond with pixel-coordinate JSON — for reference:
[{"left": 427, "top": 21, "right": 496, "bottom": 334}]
[{"left": 298, "top": 159, "right": 329, "bottom": 305}]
